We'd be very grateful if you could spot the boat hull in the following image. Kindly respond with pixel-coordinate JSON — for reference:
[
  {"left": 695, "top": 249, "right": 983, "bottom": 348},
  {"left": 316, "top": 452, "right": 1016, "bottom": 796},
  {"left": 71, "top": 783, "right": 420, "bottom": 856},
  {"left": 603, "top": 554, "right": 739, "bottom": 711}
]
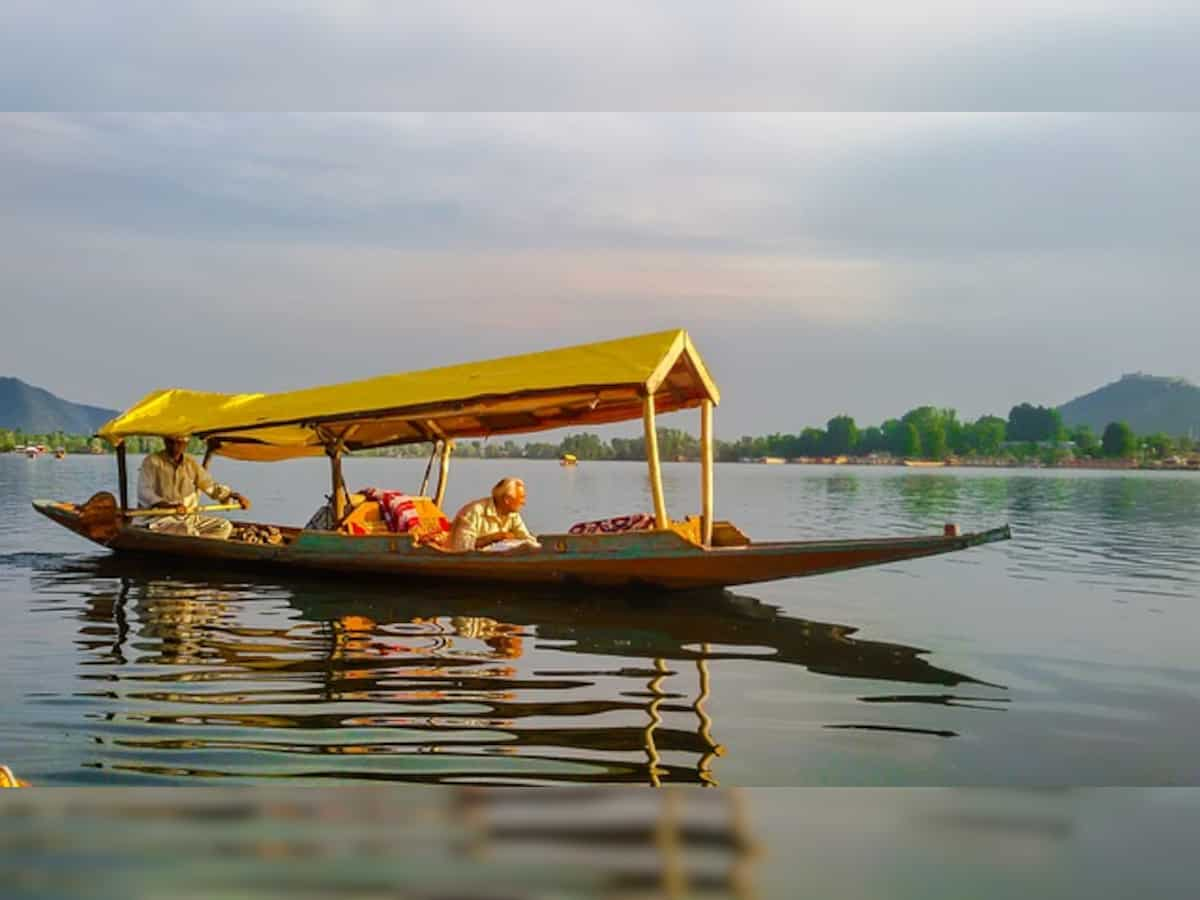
[{"left": 33, "top": 499, "right": 1010, "bottom": 591}]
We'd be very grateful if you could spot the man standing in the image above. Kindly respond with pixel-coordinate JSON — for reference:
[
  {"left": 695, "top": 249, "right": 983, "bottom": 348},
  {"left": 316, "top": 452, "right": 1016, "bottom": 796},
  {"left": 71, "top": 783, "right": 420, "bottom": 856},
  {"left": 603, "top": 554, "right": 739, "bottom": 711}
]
[
  {"left": 137, "top": 436, "right": 250, "bottom": 539},
  {"left": 450, "top": 477, "right": 539, "bottom": 551}
]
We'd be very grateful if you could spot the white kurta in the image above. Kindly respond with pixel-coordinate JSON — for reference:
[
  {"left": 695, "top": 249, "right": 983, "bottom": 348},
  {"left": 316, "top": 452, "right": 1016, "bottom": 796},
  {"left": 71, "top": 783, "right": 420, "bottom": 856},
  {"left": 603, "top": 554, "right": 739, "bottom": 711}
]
[
  {"left": 449, "top": 497, "right": 537, "bottom": 551},
  {"left": 137, "top": 451, "right": 236, "bottom": 539}
]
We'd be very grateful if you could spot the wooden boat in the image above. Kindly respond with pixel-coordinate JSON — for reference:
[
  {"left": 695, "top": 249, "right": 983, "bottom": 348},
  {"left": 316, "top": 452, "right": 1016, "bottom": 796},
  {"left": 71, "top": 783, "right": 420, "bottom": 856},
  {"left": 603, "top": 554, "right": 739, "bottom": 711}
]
[
  {"left": 902, "top": 459, "right": 946, "bottom": 468},
  {"left": 560, "top": 453, "right": 578, "bottom": 466},
  {"left": 34, "top": 330, "right": 1010, "bottom": 590}
]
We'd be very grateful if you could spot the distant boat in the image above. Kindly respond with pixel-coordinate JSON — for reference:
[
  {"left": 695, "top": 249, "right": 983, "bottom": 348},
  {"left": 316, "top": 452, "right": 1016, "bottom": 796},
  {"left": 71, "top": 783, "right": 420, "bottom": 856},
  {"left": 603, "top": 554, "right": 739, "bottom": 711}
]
[
  {"left": 54, "top": 448, "right": 66, "bottom": 459},
  {"left": 25, "top": 447, "right": 40, "bottom": 458},
  {"left": 902, "top": 459, "right": 946, "bottom": 468},
  {"left": 560, "top": 453, "right": 578, "bottom": 467}
]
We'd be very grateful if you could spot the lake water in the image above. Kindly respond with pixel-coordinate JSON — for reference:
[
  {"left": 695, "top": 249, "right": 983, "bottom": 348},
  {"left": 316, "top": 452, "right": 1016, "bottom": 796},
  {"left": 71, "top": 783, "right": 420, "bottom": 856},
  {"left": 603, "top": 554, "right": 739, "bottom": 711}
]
[{"left": 2, "top": 454, "right": 1198, "bottom": 787}]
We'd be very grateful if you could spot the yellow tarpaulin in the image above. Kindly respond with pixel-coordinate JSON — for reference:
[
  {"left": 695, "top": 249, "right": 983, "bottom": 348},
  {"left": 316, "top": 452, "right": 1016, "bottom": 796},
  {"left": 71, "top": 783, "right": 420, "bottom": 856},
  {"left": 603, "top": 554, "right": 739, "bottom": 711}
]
[{"left": 98, "top": 329, "right": 719, "bottom": 461}]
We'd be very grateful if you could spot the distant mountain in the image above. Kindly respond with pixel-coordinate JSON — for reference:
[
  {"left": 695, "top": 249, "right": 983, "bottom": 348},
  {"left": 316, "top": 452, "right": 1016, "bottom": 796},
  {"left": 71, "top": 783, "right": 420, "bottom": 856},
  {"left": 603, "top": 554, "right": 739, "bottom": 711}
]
[
  {"left": 1058, "top": 373, "right": 1200, "bottom": 437},
  {"left": 0, "top": 377, "right": 117, "bottom": 434}
]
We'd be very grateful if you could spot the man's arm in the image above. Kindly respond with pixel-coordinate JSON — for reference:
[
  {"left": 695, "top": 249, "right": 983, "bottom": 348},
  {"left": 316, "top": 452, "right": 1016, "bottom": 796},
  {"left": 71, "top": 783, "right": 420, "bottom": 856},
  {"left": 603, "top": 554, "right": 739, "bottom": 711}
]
[
  {"left": 508, "top": 513, "right": 535, "bottom": 544},
  {"left": 189, "top": 459, "right": 248, "bottom": 507},
  {"left": 450, "top": 507, "right": 481, "bottom": 551},
  {"left": 473, "top": 530, "right": 515, "bottom": 549}
]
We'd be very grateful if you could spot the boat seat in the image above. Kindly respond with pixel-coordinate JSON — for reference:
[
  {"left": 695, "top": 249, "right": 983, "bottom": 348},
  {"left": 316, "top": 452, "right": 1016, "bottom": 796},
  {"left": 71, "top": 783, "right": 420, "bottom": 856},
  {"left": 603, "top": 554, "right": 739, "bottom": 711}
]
[
  {"left": 668, "top": 517, "right": 704, "bottom": 546},
  {"left": 710, "top": 520, "right": 750, "bottom": 547},
  {"left": 340, "top": 495, "right": 451, "bottom": 542},
  {"left": 671, "top": 518, "right": 750, "bottom": 546},
  {"left": 340, "top": 499, "right": 389, "bottom": 535}
]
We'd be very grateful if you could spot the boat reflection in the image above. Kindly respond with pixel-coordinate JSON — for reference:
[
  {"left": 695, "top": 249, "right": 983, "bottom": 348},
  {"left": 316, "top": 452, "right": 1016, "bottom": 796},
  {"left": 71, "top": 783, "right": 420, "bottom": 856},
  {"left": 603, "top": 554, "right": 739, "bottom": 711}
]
[{"left": 40, "top": 555, "right": 999, "bottom": 786}]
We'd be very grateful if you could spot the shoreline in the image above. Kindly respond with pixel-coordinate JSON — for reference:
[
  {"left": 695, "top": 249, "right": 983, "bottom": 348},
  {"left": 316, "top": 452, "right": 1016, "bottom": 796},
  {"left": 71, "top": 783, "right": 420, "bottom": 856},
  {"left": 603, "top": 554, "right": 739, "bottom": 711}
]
[
  {"left": 9, "top": 450, "right": 1199, "bottom": 472},
  {"left": 741, "top": 458, "right": 1200, "bottom": 471}
]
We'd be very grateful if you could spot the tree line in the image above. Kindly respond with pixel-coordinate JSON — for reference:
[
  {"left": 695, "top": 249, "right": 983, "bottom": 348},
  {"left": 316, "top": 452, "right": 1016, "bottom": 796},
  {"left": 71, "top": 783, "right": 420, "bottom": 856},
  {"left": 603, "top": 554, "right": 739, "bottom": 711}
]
[
  {"left": 0, "top": 430, "right": 192, "bottom": 455},
  {"left": 365, "top": 403, "right": 1192, "bottom": 464},
  {"left": 5, "top": 404, "right": 1195, "bottom": 463},
  {"left": 715, "top": 404, "right": 1192, "bottom": 463},
  {"left": 444, "top": 403, "right": 1192, "bottom": 463}
]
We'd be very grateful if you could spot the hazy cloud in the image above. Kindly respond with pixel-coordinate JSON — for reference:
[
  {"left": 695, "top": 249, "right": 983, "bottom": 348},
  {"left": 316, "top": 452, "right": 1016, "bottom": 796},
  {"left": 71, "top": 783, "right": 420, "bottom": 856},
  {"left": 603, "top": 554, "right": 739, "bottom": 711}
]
[
  {"left": 3, "top": 112, "right": 1198, "bottom": 435},
  {"left": 1, "top": 2, "right": 1198, "bottom": 109}
]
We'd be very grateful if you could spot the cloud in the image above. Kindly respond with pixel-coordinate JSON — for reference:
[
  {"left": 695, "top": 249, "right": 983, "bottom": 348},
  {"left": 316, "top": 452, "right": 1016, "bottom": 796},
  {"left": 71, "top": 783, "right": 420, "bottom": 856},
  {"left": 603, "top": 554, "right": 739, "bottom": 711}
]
[
  {"left": 2, "top": 112, "right": 1197, "bottom": 434},
  {"left": 1, "top": 2, "right": 1198, "bottom": 108}
]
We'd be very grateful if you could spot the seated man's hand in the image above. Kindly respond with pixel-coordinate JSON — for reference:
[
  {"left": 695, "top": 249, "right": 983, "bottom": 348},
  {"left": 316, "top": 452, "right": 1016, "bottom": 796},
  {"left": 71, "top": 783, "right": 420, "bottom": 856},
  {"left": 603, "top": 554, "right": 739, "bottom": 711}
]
[
  {"left": 472, "top": 531, "right": 507, "bottom": 550},
  {"left": 231, "top": 493, "right": 251, "bottom": 510}
]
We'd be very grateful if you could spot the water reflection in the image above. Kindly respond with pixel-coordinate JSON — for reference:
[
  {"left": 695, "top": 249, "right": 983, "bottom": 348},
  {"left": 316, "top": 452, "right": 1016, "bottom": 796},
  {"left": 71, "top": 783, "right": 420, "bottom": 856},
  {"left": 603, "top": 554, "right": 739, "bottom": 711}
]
[
  {"left": 896, "top": 474, "right": 961, "bottom": 519},
  {"left": 31, "top": 555, "right": 995, "bottom": 786}
]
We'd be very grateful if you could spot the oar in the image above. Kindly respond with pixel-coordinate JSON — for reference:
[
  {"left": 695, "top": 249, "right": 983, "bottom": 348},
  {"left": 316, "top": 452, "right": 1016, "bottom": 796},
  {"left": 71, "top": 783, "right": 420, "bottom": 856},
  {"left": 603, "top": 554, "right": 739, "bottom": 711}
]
[
  {"left": 124, "top": 503, "right": 244, "bottom": 517},
  {"left": 74, "top": 492, "right": 246, "bottom": 544}
]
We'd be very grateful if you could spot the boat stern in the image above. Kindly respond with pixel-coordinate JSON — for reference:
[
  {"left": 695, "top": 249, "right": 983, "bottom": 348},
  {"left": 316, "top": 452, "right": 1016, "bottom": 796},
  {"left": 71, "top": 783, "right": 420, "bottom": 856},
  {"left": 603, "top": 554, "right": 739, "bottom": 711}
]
[
  {"left": 958, "top": 523, "right": 1012, "bottom": 547},
  {"left": 32, "top": 495, "right": 120, "bottom": 546}
]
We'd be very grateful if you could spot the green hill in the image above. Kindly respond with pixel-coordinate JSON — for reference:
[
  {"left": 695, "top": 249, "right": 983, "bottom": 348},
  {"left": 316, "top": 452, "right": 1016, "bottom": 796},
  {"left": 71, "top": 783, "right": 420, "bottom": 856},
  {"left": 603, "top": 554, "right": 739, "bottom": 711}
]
[
  {"left": 1058, "top": 373, "right": 1200, "bottom": 437},
  {"left": 0, "top": 377, "right": 117, "bottom": 434}
]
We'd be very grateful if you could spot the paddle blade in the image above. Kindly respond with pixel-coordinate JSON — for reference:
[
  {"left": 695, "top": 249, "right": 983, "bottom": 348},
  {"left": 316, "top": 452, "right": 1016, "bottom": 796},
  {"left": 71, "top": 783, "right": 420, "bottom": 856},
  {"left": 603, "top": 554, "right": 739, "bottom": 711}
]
[{"left": 77, "top": 491, "right": 120, "bottom": 543}]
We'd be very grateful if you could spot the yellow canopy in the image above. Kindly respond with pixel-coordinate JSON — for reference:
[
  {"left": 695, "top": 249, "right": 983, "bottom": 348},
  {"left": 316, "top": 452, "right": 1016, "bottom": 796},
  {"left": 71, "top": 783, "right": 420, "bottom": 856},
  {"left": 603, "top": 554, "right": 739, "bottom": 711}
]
[{"left": 98, "top": 329, "right": 719, "bottom": 461}]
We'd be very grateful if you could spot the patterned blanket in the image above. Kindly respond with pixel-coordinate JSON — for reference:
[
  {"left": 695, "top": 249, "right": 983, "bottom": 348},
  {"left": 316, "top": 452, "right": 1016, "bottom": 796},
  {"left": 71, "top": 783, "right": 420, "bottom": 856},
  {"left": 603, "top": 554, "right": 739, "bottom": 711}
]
[
  {"left": 358, "top": 489, "right": 451, "bottom": 538},
  {"left": 568, "top": 513, "right": 655, "bottom": 535}
]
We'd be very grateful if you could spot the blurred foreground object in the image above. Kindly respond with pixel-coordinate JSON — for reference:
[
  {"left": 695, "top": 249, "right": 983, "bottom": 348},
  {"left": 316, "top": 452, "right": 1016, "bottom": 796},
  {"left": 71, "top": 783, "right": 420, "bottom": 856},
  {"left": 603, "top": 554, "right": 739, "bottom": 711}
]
[
  {"left": 1, "top": 789, "right": 1196, "bottom": 898},
  {"left": 0, "top": 765, "right": 28, "bottom": 787}
]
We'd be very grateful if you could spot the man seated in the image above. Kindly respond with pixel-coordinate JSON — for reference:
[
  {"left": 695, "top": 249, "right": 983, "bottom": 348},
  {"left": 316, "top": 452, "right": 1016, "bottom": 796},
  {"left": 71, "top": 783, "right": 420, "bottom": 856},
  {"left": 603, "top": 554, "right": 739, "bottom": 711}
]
[
  {"left": 449, "top": 477, "right": 540, "bottom": 552},
  {"left": 137, "top": 436, "right": 250, "bottom": 539}
]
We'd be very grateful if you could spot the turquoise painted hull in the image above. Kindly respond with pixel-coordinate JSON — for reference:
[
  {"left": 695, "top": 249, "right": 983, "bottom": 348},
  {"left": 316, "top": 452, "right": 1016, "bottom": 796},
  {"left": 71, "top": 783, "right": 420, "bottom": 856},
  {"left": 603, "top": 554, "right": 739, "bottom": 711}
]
[{"left": 33, "top": 498, "right": 1011, "bottom": 591}]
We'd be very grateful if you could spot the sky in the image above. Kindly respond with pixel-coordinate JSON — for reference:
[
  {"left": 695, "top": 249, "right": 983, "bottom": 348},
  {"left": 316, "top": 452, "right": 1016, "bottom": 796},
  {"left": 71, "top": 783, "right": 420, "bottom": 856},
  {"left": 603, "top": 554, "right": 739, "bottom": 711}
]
[{"left": 2, "top": 6, "right": 1198, "bottom": 439}]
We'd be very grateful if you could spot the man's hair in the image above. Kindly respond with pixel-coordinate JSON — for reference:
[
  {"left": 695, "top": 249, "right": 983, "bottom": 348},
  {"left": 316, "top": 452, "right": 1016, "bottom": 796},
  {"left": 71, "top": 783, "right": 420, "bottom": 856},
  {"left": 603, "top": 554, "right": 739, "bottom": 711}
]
[{"left": 492, "top": 477, "right": 524, "bottom": 501}]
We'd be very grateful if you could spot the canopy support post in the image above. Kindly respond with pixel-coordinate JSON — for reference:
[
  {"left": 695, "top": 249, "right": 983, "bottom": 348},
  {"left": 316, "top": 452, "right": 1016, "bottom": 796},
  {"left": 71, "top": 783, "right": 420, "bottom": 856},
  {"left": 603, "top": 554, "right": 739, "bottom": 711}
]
[
  {"left": 434, "top": 439, "right": 454, "bottom": 509},
  {"left": 701, "top": 399, "right": 714, "bottom": 546},
  {"left": 419, "top": 440, "right": 440, "bottom": 497},
  {"left": 327, "top": 445, "right": 346, "bottom": 523},
  {"left": 116, "top": 442, "right": 128, "bottom": 514},
  {"left": 643, "top": 394, "right": 668, "bottom": 528}
]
